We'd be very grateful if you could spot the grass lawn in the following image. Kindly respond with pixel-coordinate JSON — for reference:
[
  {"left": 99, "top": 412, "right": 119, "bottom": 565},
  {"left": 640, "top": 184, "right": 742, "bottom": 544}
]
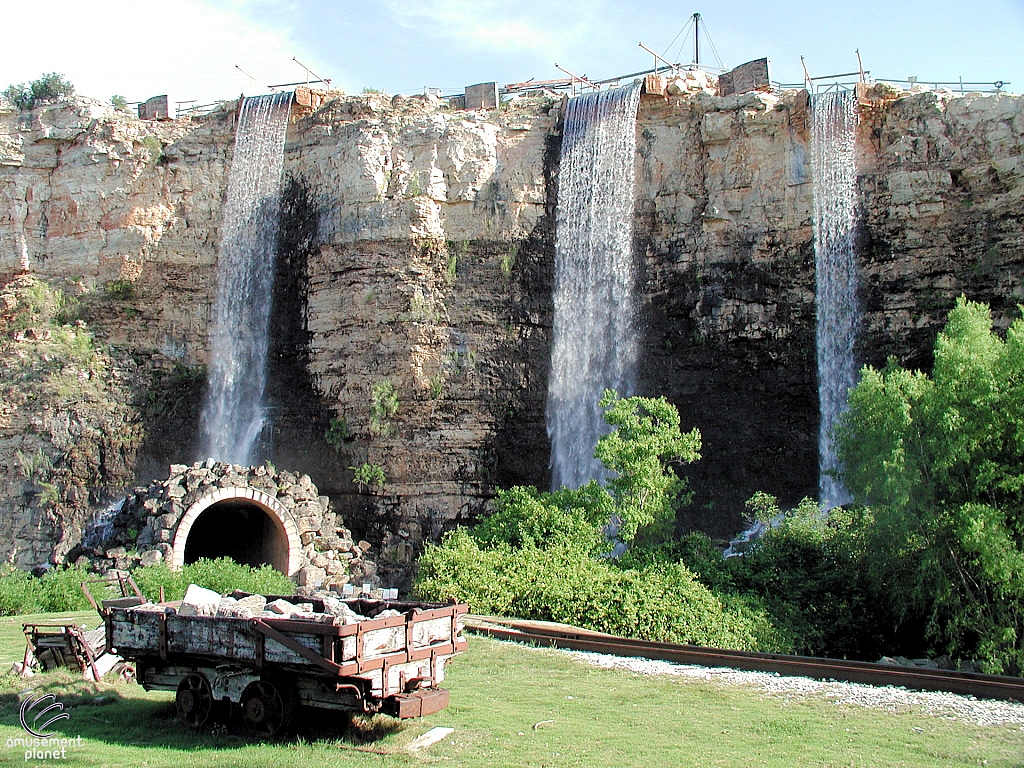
[{"left": 0, "top": 611, "right": 1022, "bottom": 767}]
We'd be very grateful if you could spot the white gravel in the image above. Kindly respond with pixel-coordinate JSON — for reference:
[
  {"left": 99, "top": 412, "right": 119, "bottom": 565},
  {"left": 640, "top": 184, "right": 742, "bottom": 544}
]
[{"left": 558, "top": 648, "right": 1024, "bottom": 728}]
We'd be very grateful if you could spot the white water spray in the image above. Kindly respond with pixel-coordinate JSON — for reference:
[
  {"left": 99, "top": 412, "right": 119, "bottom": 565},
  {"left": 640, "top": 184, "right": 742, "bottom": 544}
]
[
  {"left": 547, "top": 82, "right": 643, "bottom": 490},
  {"left": 200, "top": 92, "right": 293, "bottom": 467},
  {"left": 811, "top": 90, "right": 860, "bottom": 509}
]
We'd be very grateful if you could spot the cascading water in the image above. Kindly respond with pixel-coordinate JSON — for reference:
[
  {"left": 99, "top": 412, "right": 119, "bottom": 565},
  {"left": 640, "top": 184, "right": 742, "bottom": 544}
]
[
  {"left": 200, "top": 92, "right": 293, "bottom": 467},
  {"left": 547, "top": 81, "right": 643, "bottom": 490},
  {"left": 811, "top": 90, "right": 860, "bottom": 509}
]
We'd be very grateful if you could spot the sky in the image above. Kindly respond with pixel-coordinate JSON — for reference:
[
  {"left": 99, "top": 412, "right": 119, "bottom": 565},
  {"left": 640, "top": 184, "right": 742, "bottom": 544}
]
[{"left": 2, "top": 0, "right": 1022, "bottom": 107}]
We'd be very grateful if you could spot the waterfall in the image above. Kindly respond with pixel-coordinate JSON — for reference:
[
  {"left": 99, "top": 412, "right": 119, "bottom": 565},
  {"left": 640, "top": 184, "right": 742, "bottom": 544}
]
[
  {"left": 810, "top": 90, "right": 860, "bottom": 509},
  {"left": 547, "top": 81, "right": 643, "bottom": 490},
  {"left": 200, "top": 92, "right": 293, "bottom": 467}
]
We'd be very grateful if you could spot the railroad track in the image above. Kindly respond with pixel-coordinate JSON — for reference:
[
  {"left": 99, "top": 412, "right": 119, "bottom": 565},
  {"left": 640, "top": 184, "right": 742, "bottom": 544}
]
[{"left": 466, "top": 616, "right": 1024, "bottom": 703}]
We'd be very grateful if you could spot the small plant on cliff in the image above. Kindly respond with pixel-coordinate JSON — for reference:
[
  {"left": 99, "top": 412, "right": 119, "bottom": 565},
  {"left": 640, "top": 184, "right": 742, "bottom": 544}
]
[
  {"left": 500, "top": 244, "right": 518, "bottom": 277},
  {"left": 3, "top": 73, "right": 75, "bottom": 110},
  {"left": 428, "top": 373, "right": 444, "bottom": 400},
  {"left": 369, "top": 379, "right": 399, "bottom": 436},
  {"left": 139, "top": 135, "right": 163, "bottom": 164},
  {"left": 103, "top": 279, "right": 136, "bottom": 300},
  {"left": 16, "top": 448, "right": 53, "bottom": 481},
  {"left": 111, "top": 94, "right": 128, "bottom": 111},
  {"left": 325, "top": 417, "right": 350, "bottom": 451},
  {"left": 350, "top": 462, "right": 386, "bottom": 492}
]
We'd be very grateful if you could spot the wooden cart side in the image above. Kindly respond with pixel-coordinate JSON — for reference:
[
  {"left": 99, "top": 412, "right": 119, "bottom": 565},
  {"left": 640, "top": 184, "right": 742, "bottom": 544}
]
[{"left": 106, "top": 600, "right": 469, "bottom": 696}]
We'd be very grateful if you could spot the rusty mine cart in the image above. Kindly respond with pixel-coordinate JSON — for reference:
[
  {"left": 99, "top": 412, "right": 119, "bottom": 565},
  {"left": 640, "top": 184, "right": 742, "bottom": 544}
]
[{"left": 103, "top": 591, "right": 469, "bottom": 736}]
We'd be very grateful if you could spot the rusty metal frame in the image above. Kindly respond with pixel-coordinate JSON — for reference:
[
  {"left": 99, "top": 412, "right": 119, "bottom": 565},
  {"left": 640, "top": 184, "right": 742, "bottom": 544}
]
[{"left": 22, "top": 623, "right": 101, "bottom": 681}]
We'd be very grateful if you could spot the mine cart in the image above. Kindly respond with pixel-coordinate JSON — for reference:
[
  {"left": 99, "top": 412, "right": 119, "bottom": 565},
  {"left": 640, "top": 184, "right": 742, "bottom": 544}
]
[{"left": 103, "top": 591, "right": 468, "bottom": 735}]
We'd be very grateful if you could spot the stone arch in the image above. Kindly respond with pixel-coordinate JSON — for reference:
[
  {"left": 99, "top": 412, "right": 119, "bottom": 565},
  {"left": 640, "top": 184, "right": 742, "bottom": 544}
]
[{"left": 170, "top": 488, "right": 301, "bottom": 577}]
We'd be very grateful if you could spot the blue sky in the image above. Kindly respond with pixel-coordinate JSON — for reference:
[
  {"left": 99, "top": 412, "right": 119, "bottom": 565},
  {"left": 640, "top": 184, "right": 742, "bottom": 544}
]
[{"left": 3, "top": 1, "right": 1022, "bottom": 106}]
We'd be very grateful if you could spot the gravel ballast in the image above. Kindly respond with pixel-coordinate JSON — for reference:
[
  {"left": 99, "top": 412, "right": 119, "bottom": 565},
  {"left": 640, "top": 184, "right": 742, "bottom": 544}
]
[{"left": 554, "top": 648, "right": 1024, "bottom": 728}]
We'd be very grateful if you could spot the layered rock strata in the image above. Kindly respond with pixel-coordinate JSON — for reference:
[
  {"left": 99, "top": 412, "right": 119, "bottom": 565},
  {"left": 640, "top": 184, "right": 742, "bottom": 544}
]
[{"left": 1, "top": 84, "right": 1022, "bottom": 571}]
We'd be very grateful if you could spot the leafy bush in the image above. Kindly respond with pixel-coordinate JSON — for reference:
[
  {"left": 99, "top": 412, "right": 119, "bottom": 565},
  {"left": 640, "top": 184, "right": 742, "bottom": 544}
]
[
  {"left": 0, "top": 564, "right": 93, "bottom": 615},
  {"left": 472, "top": 390, "right": 700, "bottom": 551},
  {"left": 472, "top": 484, "right": 606, "bottom": 553},
  {"left": 415, "top": 392, "right": 786, "bottom": 651},
  {"left": 416, "top": 530, "right": 787, "bottom": 651},
  {"left": 837, "top": 297, "right": 1024, "bottom": 674},
  {"left": 0, "top": 559, "right": 294, "bottom": 616},
  {"left": 325, "top": 417, "right": 349, "bottom": 451},
  {"left": 596, "top": 390, "right": 701, "bottom": 542},
  {"left": 139, "top": 135, "right": 163, "bottom": 163},
  {"left": 723, "top": 495, "right": 896, "bottom": 659},
  {"left": 131, "top": 558, "right": 294, "bottom": 602},
  {"left": 3, "top": 73, "right": 75, "bottom": 110},
  {"left": 103, "top": 279, "right": 135, "bottom": 300},
  {"left": 0, "top": 565, "right": 42, "bottom": 615},
  {"left": 350, "top": 462, "right": 386, "bottom": 491}
]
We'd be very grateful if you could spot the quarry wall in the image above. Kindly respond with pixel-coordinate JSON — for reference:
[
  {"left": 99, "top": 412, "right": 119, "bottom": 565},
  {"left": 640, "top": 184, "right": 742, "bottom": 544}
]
[{"left": 1, "top": 85, "right": 1021, "bottom": 576}]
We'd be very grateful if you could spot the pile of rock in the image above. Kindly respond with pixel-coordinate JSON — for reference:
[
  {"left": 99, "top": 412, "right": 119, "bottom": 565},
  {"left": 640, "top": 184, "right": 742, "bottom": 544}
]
[{"left": 136, "top": 583, "right": 403, "bottom": 624}]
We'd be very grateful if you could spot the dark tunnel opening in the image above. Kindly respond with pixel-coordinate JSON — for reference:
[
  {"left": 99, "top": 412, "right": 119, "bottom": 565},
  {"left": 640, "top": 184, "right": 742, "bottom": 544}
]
[{"left": 182, "top": 500, "right": 290, "bottom": 574}]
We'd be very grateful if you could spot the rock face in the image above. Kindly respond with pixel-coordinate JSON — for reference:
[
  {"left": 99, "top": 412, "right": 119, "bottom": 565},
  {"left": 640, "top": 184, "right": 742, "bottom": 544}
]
[{"left": 1, "top": 84, "right": 1022, "bottom": 572}]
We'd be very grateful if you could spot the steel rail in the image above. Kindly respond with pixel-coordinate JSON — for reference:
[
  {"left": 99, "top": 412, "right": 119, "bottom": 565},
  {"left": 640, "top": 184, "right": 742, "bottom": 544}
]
[{"left": 466, "top": 617, "right": 1024, "bottom": 703}]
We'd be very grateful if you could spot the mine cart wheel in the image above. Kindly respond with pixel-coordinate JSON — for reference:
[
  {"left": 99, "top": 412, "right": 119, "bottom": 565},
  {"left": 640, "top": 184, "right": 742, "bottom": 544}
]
[
  {"left": 241, "top": 679, "right": 295, "bottom": 737},
  {"left": 175, "top": 673, "right": 214, "bottom": 728}
]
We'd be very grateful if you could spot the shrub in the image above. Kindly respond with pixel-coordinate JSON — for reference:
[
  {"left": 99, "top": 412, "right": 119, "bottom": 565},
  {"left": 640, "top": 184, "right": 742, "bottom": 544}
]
[
  {"left": 3, "top": 73, "right": 75, "bottom": 110},
  {"left": 103, "top": 279, "right": 135, "bottom": 300},
  {"left": 473, "top": 484, "right": 606, "bottom": 553},
  {"left": 369, "top": 379, "right": 399, "bottom": 436},
  {"left": 139, "top": 135, "right": 163, "bottom": 163},
  {"left": 0, "top": 564, "right": 94, "bottom": 615},
  {"left": 0, "top": 565, "right": 41, "bottom": 616},
  {"left": 415, "top": 530, "right": 787, "bottom": 651},
  {"left": 412, "top": 392, "right": 790, "bottom": 651},
  {"left": 350, "top": 462, "right": 386, "bottom": 491},
  {"left": 595, "top": 390, "right": 701, "bottom": 542},
  {"left": 724, "top": 495, "right": 894, "bottom": 659},
  {"left": 132, "top": 558, "right": 294, "bottom": 601},
  {"left": 325, "top": 416, "right": 349, "bottom": 451},
  {"left": 0, "top": 559, "right": 295, "bottom": 616}
]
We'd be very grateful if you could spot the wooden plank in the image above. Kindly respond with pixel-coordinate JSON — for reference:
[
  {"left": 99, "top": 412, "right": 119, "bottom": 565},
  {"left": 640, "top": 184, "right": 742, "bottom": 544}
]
[{"left": 253, "top": 619, "right": 343, "bottom": 676}]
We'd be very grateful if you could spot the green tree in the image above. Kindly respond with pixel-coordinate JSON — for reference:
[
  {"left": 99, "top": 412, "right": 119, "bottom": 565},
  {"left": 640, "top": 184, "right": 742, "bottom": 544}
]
[
  {"left": 3, "top": 73, "right": 75, "bottom": 110},
  {"left": 474, "top": 390, "right": 700, "bottom": 549},
  {"left": 596, "top": 390, "right": 702, "bottom": 541},
  {"left": 836, "top": 297, "right": 1024, "bottom": 674}
]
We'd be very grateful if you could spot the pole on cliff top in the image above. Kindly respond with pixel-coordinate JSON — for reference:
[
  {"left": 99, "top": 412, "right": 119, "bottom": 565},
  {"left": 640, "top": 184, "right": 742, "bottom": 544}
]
[{"left": 693, "top": 12, "right": 701, "bottom": 66}]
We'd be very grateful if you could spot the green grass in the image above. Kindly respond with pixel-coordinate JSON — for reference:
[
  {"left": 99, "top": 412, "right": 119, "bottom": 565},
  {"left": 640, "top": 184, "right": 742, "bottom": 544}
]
[{"left": 0, "top": 612, "right": 1022, "bottom": 766}]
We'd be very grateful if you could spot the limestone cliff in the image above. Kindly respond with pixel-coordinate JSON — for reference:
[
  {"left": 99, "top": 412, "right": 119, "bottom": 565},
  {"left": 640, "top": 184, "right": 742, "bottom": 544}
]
[{"left": 1, "top": 85, "right": 1022, "bottom": 575}]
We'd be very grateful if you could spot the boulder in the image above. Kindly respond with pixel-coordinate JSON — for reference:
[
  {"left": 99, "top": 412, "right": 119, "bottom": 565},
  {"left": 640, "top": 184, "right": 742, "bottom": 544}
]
[
  {"left": 139, "top": 549, "right": 163, "bottom": 567},
  {"left": 177, "top": 584, "right": 221, "bottom": 617}
]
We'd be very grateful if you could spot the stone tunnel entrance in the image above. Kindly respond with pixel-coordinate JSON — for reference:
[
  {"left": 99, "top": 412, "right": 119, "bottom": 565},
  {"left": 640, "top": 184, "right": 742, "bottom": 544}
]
[
  {"left": 183, "top": 500, "right": 289, "bottom": 572},
  {"left": 171, "top": 488, "right": 301, "bottom": 576}
]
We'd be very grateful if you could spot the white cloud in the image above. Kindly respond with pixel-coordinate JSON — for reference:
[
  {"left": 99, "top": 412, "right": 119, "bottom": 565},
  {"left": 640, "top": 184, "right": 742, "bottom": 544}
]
[{"left": 0, "top": 0, "right": 324, "bottom": 106}]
